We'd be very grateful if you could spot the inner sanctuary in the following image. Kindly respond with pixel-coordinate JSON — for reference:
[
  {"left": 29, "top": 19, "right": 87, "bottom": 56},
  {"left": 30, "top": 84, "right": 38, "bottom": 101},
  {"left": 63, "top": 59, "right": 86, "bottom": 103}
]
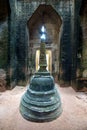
[{"left": 0, "top": 0, "right": 87, "bottom": 130}]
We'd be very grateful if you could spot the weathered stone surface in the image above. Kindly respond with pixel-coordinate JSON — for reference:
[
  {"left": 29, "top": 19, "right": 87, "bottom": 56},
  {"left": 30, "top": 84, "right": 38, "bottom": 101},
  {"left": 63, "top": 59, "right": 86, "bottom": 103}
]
[
  {"left": 83, "top": 70, "right": 87, "bottom": 78},
  {"left": 0, "top": 0, "right": 84, "bottom": 89},
  {"left": 80, "top": 1, "right": 87, "bottom": 75},
  {"left": 9, "top": 0, "right": 76, "bottom": 86},
  {"left": 20, "top": 72, "right": 62, "bottom": 122},
  {"left": 0, "top": 69, "right": 6, "bottom": 92},
  {"left": 20, "top": 38, "right": 62, "bottom": 122},
  {"left": 0, "top": 21, "right": 8, "bottom": 69}
]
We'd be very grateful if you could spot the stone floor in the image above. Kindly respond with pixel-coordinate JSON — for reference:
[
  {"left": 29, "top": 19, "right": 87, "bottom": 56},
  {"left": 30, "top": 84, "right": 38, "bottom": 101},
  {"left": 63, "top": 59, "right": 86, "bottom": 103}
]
[{"left": 0, "top": 84, "right": 87, "bottom": 130}]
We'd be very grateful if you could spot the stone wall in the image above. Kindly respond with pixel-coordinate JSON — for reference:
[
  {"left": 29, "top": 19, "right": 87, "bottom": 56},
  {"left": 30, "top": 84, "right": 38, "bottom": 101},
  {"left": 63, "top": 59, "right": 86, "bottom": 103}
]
[
  {"left": 75, "top": 0, "right": 87, "bottom": 90},
  {"left": 71, "top": 0, "right": 82, "bottom": 82},
  {"left": 0, "top": 21, "right": 8, "bottom": 69},
  {"left": 0, "top": 69, "right": 6, "bottom": 92},
  {"left": 0, "top": 21, "right": 9, "bottom": 90},
  {"left": 71, "top": 0, "right": 87, "bottom": 90},
  {"left": 80, "top": 0, "right": 87, "bottom": 77},
  {"left": 8, "top": 0, "right": 83, "bottom": 88},
  {"left": 10, "top": 0, "right": 73, "bottom": 87}
]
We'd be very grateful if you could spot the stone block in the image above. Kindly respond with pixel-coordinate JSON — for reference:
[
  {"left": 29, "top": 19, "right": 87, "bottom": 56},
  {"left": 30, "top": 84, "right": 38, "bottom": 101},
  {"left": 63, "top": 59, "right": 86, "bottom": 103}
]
[
  {"left": 0, "top": 69, "right": 6, "bottom": 92},
  {"left": 83, "top": 69, "right": 87, "bottom": 78}
]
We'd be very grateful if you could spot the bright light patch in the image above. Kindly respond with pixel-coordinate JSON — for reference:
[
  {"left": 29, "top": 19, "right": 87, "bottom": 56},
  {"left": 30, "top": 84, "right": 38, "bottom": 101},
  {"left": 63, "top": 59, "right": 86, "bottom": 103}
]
[
  {"left": 41, "top": 34, "right": 46, "bottom": 40},
  {"left": 41, "top": 26, "right": 45, "bottom": 32},
  {"left": 36, "top": 50, "right": 52, "bottom": 72},
  {"left": 40, "top": 26, "right": 46, "bottom": 40}
]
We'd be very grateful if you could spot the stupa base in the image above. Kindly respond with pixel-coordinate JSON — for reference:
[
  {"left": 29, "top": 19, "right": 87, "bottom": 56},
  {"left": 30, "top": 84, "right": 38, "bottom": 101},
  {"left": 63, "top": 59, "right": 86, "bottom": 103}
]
[{"left": 20, "top": 85, "right": 62, "bottom": 122}]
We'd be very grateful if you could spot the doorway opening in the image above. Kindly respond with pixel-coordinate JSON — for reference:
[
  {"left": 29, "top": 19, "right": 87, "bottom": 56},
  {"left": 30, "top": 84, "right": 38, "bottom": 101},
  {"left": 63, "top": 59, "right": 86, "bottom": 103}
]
[
  {"left": 36, "top": 49, "right": 52, "bottom": 72},
  {"left": 27, "top": 5, "right": 62, "bottom": 79}
]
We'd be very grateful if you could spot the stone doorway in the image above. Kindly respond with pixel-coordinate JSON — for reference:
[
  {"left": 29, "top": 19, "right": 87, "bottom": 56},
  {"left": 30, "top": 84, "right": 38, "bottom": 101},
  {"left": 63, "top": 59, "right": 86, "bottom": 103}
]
[{"left": 27, "top": 4, "right": 62, "bottom": 78}]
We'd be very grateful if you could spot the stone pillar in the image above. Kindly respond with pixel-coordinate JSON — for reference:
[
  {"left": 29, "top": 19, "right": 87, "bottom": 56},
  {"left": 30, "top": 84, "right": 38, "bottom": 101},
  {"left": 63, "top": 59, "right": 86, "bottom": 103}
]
[
  {"left": 81, "top": 3, "right": 87, "bottom": 78},
  {"left": 71, "top": 0, "right": 82, "bottom": 90},
  {"left": 9, "top": 0, "right": 19, "bottom": 88},
  {"left": 58, "top": 1, "right": 72, "bottom": 84},
  {"left": 9, "top": 0, "right": 30, "bottom": 87}
]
